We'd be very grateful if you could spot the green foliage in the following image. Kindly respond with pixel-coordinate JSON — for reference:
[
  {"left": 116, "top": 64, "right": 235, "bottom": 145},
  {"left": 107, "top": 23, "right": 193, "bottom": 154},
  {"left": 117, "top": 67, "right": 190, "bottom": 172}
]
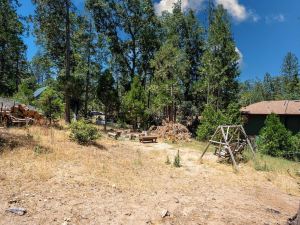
[
  {"left": 14, "top": 76, "right": 39, "bottom": 105},
  {"left": 37, "top": 88, "right": 64, "bottom": 124},
  {"left": 281, "top": 52, "right": 299, "bottom": 98},
  {"left": 196, "top": 103, "right": 242, "bottom": 141},
  {"left": 200, "top": 5, "right": 240, "bottom": 108},
  {"left": 123, "top": 76, "right": 147, "bottom": 128},
  {"left": 0, "top": 0, "right": 28, "bottom": 96},
  {"left": 290, "top": 133, "right": 300, "bottom": 161},
  {"left": 257, "top": 114, "right": 293, "bottom": 158},
  {"left": 70, "top": 120, "right": 99, "bottom": 145},
  {"left": 173, "top": 150, "right": 181, "bottom": 168},
  {"left": 150, "top": 39, "right": 189, "bottom": 121},
  {"left": 33, "top": 145, "right": 51, "bottom": 155},
  {"left": 87, "top": 0, "right": 160, "bottom": 89},
  {"left": 97, "top": 69, "right": 119, "bottom": 130}
]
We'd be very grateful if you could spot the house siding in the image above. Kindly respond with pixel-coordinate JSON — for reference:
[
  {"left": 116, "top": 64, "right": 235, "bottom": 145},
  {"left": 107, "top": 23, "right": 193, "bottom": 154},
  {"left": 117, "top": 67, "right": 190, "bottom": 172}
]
[{"left": 244, "top": 114, "right": 300, "bottom": 135}]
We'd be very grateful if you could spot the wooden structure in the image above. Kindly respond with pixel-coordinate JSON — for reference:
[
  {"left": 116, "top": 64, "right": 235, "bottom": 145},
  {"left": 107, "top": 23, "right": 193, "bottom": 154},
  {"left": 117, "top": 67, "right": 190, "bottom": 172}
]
[
  {"left": 108, "top": 131, "right": 122, "bottom": 140},
  {"left": 241, "top": 100, "right": 300, "bottom": 135},
  {"left": 139, "top": 136, "right": 158, "bottom": 143},
  {"left": 200, "top": 125, "right": 255, "bottom": 170},
  {"left": 0, "top": 101, "right": 41, "bottom": 127}
]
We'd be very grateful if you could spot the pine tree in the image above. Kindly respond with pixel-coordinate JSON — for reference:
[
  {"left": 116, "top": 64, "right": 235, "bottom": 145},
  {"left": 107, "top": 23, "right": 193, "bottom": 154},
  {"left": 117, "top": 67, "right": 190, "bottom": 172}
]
[
  {"left": 201, "top": 5, "right": 240, "bottom": 109},
  {"left": 32, "top": 0, "right": 75, "bottom": 123},
  {"left": 258, "top": 113, "right": 293, "bottom": 158},
  {"left": 281, "top": 52, "right": 299, "bottom": 99},
  {"left": 0, "top": 0, "right": 28, "bottom": 95},
  {"left": 150, "top": 39, "right": 189, "bottom": 122},
  {"left": 123, "top": 76, "right": 146, "bottom": 129},
  {"left": 97, "top": 69, "right": 118, "bottom": 131}
]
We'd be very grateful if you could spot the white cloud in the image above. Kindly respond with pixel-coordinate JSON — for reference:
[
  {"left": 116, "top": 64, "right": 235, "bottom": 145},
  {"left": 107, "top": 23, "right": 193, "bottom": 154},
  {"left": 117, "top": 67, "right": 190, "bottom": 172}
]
[
  {"left": 235, "top": 47, "right": 243, "bottom": 66},
  {"left": 215, "top": 0, "right": 247, "bottom": 22},
  {"left": 154, "top": 0, "right": 258, "bottom": 23},
  {"left": 154, "top": 0, "right": 205, "bottom": 16},
  {"left": 265, "top": 14, "right": 286, "bottom": 23}
]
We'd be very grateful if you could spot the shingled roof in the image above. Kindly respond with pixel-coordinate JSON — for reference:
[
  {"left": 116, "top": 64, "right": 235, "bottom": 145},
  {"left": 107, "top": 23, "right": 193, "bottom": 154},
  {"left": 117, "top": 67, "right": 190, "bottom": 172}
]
[
  {"left": 0, "top": 97, "right": 36, "bottom": 111},
  {"left": 241, "top": 100, "right": 300, "bottom": 115}
]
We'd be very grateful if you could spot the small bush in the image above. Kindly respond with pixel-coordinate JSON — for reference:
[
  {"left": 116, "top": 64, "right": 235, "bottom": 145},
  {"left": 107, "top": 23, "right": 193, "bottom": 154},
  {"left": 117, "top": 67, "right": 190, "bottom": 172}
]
[
  {"left": 173, "top": 150, "right": 181, "bottom": 167},
  {"left": 70, "top": 120, "right": 99, "bottom": 145},
  {"left": 33, "top": 145, "right": 51, "bottom": 155},
  {"left": 289, "top": 133, "right": 300, "bottom": 161},
  {"left": 257, "top": 114, "right": 293, "bottom": 158}
]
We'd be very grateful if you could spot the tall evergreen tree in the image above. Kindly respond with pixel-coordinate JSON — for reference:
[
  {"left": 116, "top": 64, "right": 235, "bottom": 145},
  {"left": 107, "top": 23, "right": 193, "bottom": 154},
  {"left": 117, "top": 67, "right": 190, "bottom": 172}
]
[
  {"left": 32, "top": 0, "right": 75, "bottom": 123},
  {"left": 200, "top": 4, "right": 240, "bottom": 109},
  {"left": 97, "top": 69, "right": 118, "bottom": 131},
  {"left": 281, "top": 52, "right": 299, "bottom": 98},
  {"left": 0, "top": 0, "right": 28, "bottom": 95},
  {"left": 150, "top": 39, "right": 189, "bottom": 122},
  {"left": 123, "top": 76, "right": 146, "bottom": 129}
]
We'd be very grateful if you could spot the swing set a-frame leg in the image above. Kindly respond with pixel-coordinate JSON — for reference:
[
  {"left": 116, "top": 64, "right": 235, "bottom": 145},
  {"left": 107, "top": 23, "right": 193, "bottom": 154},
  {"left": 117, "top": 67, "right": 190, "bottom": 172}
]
[{"left": 200, "top": 126, "right": 220, "bottom": 162}]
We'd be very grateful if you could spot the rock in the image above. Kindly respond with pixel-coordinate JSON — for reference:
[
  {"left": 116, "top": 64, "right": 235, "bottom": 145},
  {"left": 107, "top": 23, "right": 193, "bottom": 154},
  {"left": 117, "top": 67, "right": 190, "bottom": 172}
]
[
  {"left": 64, "top": 217, "right": 71, "bottom": 222},
  {"left": 174, "top": 197, "right": 179, "bottom": 203},
  {"left": 6, "top": 207, "right": 27, "bottom": 216},
  {"left": 8, "top": 199, "right": 19, "bottom": 204},
  {"left": 161, "top": 209, "right": 170, "bottom": 218},
  {"left": 266, "top": 208, "right": 280, "bottom": 214}
]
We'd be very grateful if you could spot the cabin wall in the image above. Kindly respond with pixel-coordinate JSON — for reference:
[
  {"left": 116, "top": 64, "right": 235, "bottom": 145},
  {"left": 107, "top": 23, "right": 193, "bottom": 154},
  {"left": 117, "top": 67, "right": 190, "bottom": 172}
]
[{"left": 244, "top": 115, "right": 300, "bottom": 135}]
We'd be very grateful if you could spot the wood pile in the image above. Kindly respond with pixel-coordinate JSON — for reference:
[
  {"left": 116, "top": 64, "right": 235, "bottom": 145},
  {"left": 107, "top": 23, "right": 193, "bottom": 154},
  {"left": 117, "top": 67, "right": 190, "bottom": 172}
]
[
  {"left": 0, "top": 101, "right": 45, "bottom": 127},
  {"left": 148, "top": 121, "right": 191, "bottom": 142}
]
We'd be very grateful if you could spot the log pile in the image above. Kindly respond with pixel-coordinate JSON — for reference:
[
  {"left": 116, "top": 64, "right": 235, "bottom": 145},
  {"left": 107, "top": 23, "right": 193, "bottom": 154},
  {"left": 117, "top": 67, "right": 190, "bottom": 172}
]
[
  {"left": 148, "top": 121, "right": 191, "bottom": 142},
  {"left": 0, "top": 101, "right": 45, "bottom": 127}
]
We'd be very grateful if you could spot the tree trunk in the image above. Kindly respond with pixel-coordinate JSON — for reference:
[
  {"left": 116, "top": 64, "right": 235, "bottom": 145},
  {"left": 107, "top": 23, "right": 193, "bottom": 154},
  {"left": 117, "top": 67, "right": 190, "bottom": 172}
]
[
  {"left": 84, "top": 20, "right": 92, "bottom": 118},
  {"left": 64, "top": 0, "right": 71, "bottom": 123},
  {"left": 104, "top": 107, "right": 107, "bottom": 132}
]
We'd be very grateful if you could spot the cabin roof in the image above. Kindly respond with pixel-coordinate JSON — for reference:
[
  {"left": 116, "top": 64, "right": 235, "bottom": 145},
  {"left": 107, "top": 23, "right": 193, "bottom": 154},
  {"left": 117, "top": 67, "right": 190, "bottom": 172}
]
[{"left": 241, "top": 100, "right": 300, "bottom": 115}]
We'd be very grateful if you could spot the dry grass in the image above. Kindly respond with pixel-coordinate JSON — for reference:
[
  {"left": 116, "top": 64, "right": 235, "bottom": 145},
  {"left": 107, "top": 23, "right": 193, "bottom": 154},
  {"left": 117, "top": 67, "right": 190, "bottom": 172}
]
[{"left": 0, "top": 126, "right": 299, "bottom": 225}]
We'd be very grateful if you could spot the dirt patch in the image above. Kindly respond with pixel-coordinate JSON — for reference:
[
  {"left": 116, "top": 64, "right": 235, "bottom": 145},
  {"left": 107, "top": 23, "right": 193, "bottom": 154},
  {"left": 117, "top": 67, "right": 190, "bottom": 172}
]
[{"left": 0, "top": 126, "right": 299, "bottom": 225}]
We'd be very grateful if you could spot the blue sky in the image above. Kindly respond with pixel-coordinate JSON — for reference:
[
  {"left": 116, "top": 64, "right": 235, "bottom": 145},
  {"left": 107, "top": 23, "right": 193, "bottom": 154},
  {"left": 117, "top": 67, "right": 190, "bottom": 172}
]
[{"left": 19, "top": 0, "right": 300, "bottom": 81}]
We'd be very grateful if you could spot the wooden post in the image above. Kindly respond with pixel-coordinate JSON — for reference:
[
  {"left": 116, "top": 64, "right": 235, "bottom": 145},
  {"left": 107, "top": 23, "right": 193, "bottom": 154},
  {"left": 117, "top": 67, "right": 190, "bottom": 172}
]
[
  {"left": 240, "top": 126, "right": 255, "bottom": 156},
  {"left": 200, "top": 126, "right": 220, "bottom": 161}
]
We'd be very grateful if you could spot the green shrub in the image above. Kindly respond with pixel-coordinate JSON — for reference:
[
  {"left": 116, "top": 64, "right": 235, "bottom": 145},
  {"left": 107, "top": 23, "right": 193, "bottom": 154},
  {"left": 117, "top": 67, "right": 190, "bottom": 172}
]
[
  {"left": 38, "top": 88, "right": 64, "bottom": 124},
  {"left": 257, "top": 114, "right": 293, "bottom": 158},
  {"left": 173, "top": 150, "right": 181, "bottom": 167},
  {"left": 70, "top": 120, "right": 99, "bottom": 145},
  {"left": 196, "top": 103, "right": 242, "bottom": 141},
  {"left": 289, "top": 133, "right": 300, "bottom": 161}
]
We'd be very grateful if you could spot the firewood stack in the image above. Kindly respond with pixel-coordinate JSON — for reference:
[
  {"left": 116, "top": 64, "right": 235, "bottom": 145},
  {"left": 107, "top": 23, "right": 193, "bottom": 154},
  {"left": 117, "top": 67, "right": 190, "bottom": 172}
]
[
  {"left": 148, "top": 121, "right": 191, "bottom": 142},
  {"left": 1, "top": 103, "right": 45, "bottom": 127}
]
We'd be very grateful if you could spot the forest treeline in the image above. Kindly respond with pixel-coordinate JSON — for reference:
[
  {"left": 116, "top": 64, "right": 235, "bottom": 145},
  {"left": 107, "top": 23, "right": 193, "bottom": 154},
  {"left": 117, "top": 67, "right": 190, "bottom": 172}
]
[{"left": 1, "top": 0, "right": 299, "bottom": 129}]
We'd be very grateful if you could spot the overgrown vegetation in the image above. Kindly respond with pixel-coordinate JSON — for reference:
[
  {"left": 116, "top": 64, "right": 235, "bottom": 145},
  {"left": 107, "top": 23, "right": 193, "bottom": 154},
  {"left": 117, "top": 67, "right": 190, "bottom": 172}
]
[
  {"left": 70, "top": 120, "right": 99, "bottom": 145},
  {"left": 1, "top": 0, "right": 299, "bottom": 164},
  {"left": 196, "top": 103, "right": 241, "bottom": 141},
  {"left": 37, "top": 88, "right": 64, "bottom": 124},
  {"left": 173, "top": 150, "right": 181, "bottom": 167},
  {"left": 257, "top": 114, "right": 300, "bottom": 161}
]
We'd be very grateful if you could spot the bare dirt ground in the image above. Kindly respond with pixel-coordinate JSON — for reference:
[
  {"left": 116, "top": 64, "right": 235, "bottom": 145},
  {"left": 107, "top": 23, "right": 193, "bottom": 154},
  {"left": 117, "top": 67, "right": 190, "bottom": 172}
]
[{"left": 0, "top": 126, "right": 299, "bottom": 225}]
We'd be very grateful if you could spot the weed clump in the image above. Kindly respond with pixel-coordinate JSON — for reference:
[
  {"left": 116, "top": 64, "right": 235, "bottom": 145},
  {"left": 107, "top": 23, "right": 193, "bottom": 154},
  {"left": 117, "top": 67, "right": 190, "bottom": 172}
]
[
  {"left": 173, "top": 150, "right": 181, "bottom": 168},
  {"left": 165, "top": 155, "right": 171, "bottom": 165},
  {"left": 70, "top": 120, "right": 99, "bottom": 145}
]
